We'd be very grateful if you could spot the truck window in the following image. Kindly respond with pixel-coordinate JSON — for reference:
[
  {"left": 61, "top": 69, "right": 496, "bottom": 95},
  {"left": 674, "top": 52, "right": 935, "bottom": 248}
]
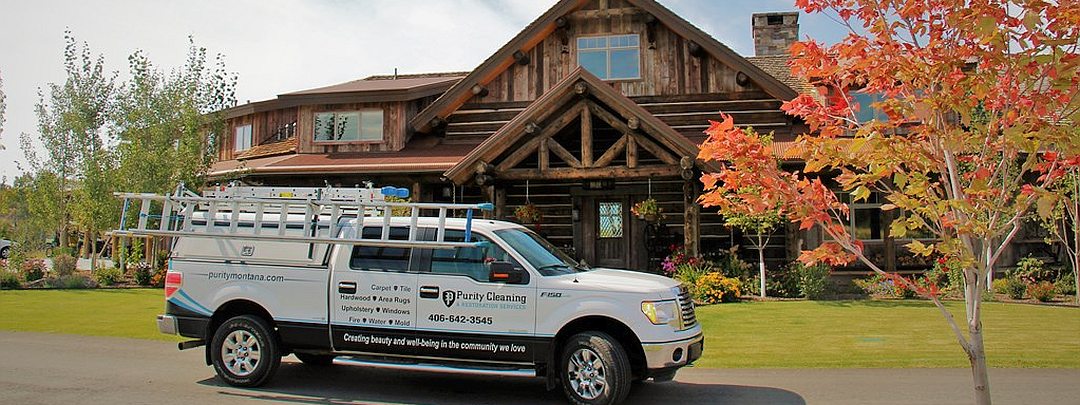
[
  {"left": 350, "top": 226, "right": 412, "bottom": 272},
  {"left": 427, "top": 230, "right": 522, "bottom": 282}
]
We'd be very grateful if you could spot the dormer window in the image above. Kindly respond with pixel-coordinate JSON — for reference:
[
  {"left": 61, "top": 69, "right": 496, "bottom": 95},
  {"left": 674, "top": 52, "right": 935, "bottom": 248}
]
[
  {"left": 234, "top": 124, "right": 252, "bottom": 152},
  {"left": 577, "top": 34, "right": 641, "bottom": 80},
  {"left": 314, "top": 110, "right": 383, "bottom": 143}
]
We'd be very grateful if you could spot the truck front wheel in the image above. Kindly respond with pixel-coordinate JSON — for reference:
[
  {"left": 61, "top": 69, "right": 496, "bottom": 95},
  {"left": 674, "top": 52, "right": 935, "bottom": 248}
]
[
  {"left": 210, "top": 315, "right": 281, "bottom": 387},
  {"left": 560, "top": 332, "right": 632, "bottom": 405}
]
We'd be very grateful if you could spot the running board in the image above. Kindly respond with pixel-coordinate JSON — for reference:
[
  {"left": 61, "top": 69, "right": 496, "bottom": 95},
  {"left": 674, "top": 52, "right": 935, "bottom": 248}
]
[{"left": 333, "top": 357, "right": 537, "bottom": 378}]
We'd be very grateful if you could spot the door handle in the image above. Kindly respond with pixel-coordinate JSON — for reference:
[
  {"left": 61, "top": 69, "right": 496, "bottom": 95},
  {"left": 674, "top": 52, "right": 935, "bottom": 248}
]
[
  {"left": 338, "top": 281, "right": 357, "bottom": 294},
  {"left": 419, "top": 285, "right": 439, "bottom": 299}
]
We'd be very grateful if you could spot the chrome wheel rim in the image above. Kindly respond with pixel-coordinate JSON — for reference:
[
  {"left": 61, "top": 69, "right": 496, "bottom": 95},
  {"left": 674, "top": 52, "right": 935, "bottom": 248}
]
[
  {"left": 221, "top": 330, "right": 261, "bottom": 376},
  {"left": 567, "top": 348, "right": 607, "bottom": 400}
]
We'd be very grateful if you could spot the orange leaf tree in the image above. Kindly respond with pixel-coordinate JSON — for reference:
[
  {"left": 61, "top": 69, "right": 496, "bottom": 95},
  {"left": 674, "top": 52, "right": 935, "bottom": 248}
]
[{"left": 698, "top": 1, "right": 1080, "bottom": 404}]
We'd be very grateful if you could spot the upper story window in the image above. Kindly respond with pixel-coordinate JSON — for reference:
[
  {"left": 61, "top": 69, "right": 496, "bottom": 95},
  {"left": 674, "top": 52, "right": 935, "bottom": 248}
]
[
  {"left": 314, "top": 110, "right": 383, "bottom": 143},
  {"left": 234, "top": 124, "right": 252, "bottom": 152},
  {"left": 577, "top": 34, "right": 641, "bottom": 80}
]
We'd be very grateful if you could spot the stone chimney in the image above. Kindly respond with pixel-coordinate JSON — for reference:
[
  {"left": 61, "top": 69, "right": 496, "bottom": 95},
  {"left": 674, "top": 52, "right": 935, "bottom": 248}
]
[{"left": 752, "top": 12, "right": 800, "bottom": 56}]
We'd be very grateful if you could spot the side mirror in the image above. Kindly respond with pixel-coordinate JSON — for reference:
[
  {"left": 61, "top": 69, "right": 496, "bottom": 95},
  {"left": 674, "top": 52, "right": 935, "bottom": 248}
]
[{"left": 488, "top": 261, "right": 529, "bottom": 284}]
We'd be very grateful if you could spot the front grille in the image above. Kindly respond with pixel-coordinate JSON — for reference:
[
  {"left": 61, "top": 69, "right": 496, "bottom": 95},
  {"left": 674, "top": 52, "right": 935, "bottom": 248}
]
[{"left": 676, "top": 285, "right": 697, "bottom": 329}]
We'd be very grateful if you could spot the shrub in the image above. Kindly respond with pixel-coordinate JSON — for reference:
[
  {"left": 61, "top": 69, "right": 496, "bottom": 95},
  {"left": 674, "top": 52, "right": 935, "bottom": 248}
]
[
  {"left": 760, "top": 262, "right": 803, "bottom": 298},
  {"left": 46, "top": 275, "right": 96, "bottom": 289},
  {"left": 796, "top": 262, "right": 832, "bottom": 299},
  {"left": 52, "top": 254, "right": 77, "bottom": 277},
  {"left": 854, "top": 273, "right": 914, "bottom": 299},
  {"left": 1026, "top": 281, "right": 1056, "bottom": 302},
  {"left": 695, "top": 272, "right": 741, "bottom": 304},
  {"left": 1055, "top": 276, "right": 1076, "bottom": 296},
  {"left": 150, "top": 267, "right": 167, "bottom": 288},
  {"left": 1001, "top": 276, "right": 1026, "bottom": 300},
  {"left": 132, "top": 262, "right": 154, "bottom": 286},
  {"left": 992, "top": 278, "right": 1011, "bottom": 295},
  {"left": 714, "top": 247, "right": 751, "bottom": 280},
  {"left": 925, "top": 258, "right": 965, "bottom": 294},
  {"left": 1, "top": 271, "right": 21, "bottom": 289},
  {"left": 1014, "top": 256, "right": 1054, "bottom": 283},
  {"left": 94, "top": 267, "right": 123, "bottom": 286},
  {"left": 21, "top": 259, "right": 47, "bottom": 282}
]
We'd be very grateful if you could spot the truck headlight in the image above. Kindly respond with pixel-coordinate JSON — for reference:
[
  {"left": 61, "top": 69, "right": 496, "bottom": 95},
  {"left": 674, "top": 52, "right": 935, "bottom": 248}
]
[{"left": 641, "top": 300, "right": 679, "bottom": 326}]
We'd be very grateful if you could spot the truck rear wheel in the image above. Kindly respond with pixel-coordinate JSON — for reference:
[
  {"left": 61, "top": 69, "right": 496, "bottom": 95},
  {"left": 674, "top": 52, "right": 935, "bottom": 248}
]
[
  {"left": 210, "top": 315, "right": 281, "bottom": 387},
  {"left": 560, "top": 332, "right": 631, "bottom": 405}
]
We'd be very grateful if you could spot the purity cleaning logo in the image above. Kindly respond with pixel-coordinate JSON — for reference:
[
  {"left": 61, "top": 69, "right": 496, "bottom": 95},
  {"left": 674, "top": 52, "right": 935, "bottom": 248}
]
[{"left": 439, "top": 289, "right": 527, "bottom": 309}]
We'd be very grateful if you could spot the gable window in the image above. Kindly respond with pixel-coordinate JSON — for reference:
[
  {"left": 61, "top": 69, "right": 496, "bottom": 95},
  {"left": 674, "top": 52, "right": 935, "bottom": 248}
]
[
  {"left": 314, "top": 110, "right": 383, "bottom": 142},
  {"left": 234, "top": 124, "right": 252, "bottom": 152},
  {"left": 577, "top": 34, "right": 641, "bottom": 80}
]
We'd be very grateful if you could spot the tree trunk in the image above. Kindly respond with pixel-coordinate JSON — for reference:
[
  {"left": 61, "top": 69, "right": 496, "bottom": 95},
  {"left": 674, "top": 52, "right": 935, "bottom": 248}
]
[
  {"left": 968, "top": 323, "right": 992, "bottom": 405},
  {"left": 757, "top": 245, "right": 766, "bottom": 298},
  {"left": 90, "top": 231, "right": 98, "bottom": 272},
  {"left": 965, "top": 268, "right": 992, "bottom": 405}
]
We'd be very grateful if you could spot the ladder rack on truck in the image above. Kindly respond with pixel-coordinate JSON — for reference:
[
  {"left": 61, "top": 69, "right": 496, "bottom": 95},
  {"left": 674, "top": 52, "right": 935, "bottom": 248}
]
[{"left": 112, "top": 183, "right": 493, "bottom": 251}]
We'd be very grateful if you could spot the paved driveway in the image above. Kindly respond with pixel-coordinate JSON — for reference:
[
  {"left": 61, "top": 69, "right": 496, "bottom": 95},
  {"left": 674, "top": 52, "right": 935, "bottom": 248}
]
[{"left": 1, "top": 331, "right": 1076, "bottom": 404}]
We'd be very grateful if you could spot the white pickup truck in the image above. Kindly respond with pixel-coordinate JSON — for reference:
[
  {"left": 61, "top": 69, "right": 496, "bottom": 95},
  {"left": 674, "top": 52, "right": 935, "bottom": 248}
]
[{"left": 133, "top": 186, "right": 701, "bottom": 405}]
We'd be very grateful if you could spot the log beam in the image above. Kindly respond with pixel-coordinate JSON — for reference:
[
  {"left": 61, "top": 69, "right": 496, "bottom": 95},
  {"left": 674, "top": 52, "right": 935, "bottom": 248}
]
[
  {"left": 548, "top": 138, "right": 582, "bottom": 168},
  {"left": 626, "top": 135, "right": 638, "bottom": 169},
  {"left": 581, "top": 106, "right": 593, "bottom": 167},
  {"left": 500, "top": 165, "right": 680, "bottom": 181},
  {"left": 538, "top": 137, "right": 549, "bottom": 170},
  {"left": 594, "top": 134, "right": 628, "bottom": 168}
]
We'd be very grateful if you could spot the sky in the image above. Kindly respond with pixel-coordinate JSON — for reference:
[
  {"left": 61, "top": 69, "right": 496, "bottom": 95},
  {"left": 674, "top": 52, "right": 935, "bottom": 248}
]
[{"left": 0, "top": 0, "right": 848, "bottom": 183}]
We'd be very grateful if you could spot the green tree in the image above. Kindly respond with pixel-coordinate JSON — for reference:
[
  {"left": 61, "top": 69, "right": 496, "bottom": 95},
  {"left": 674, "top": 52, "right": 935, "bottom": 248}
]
[
  {"left": 113, "top": 37, "right": 236, "bottom": 195},
  {"left": 1, "top": 68, "right": 7, "bottom": 143},
  {"left": 21, "top": 31, "right": 116, "bottom": 252}
]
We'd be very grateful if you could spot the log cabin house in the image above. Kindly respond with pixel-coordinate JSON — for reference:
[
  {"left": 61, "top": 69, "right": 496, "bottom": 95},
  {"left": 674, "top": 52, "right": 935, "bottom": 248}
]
[{"left": 208, "top": 0, "right": 1045, "bottom": 275}]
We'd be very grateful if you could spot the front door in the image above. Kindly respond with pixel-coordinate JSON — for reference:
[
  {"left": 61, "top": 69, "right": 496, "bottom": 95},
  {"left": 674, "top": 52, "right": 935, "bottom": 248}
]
[{"left": 590, "top": 197, "right": 630, "bottom": 269}]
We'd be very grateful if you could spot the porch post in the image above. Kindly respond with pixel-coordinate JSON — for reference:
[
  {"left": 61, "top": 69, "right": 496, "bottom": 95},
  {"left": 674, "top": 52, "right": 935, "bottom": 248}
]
[{"left": 683, "top": 179, "right": 699, "bottom": 257}]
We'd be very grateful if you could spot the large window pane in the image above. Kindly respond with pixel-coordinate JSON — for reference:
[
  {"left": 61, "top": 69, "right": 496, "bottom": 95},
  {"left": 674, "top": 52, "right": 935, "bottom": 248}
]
[
  {"left": 853, "top": 208, "right": 883, "bottom": 240},
  {"left": 579, "top": 50, "right": 608, "bottom": 79},
  {"left": 314, "top": 113, "right": 335, "bottom": 141},
  {"left": 609, "top": 49, "right": 640, "bottom": 79},
  {"left": 337, "top": 111, "right": 360, "bottom": 141},
  {"left": 234, "top": 125, "right": 252, "bottom": 151},
  {"left": 359, "top": 110, "right": 383, "bottom": 141}
]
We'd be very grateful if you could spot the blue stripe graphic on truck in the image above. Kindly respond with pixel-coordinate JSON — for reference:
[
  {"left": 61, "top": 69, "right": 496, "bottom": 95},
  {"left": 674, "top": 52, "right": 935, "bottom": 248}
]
[{"left": 169, "top": 290, "right": 213, "bottom": 316}]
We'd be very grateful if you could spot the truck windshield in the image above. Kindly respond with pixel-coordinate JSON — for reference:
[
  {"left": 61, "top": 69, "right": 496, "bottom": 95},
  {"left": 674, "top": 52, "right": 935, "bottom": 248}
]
[{"left": 494, "top": 228, "right": 587, "bottom": 276}]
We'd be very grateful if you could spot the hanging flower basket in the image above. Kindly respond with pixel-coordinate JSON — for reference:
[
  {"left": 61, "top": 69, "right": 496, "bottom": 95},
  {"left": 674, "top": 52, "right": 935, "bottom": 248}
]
[
  {"left": 632, "top": 198, "right": 663, "bottom": 222},
  {"left": 514, "top": 203, "right": 543, "bottom": 224}
]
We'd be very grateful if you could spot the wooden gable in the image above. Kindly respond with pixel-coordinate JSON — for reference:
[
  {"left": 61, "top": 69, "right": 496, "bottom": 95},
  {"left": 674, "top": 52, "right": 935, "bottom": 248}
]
[
  {"left": 445, "top": 67, "right": 715, "bottom": 185},
  {"left": 412, "top": 0, "right": 798, "bottom": 134}
]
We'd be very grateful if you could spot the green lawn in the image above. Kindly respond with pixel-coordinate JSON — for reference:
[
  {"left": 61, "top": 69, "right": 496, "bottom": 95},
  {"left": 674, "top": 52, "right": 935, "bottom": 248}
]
[
  {"left": 697, "top": 300, "right": 1080, "bottom": 368},
  {"left": 1, "top": 290, "right": 1077, "bottom": 367},
  {"left": 0, "top": 289, "right": 181, "bottom": 342}
]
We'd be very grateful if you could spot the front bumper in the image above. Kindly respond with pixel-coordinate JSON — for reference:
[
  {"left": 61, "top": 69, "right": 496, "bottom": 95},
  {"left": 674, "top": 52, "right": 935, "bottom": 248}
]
[
  {"left": 157, "top": 314, "right": 178, "bottom": 335},
  {"left": 641, "top": 333, "right": 704, "bottom": 370}
]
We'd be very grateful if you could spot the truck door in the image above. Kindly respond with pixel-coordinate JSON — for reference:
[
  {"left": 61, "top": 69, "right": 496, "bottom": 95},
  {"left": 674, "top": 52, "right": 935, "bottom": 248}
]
[
  {"left": 329, "top": 226, "right": 418, "bottom": 355},
  {"left": 414, "top": 229, "right": 538, "bottom": 364}
]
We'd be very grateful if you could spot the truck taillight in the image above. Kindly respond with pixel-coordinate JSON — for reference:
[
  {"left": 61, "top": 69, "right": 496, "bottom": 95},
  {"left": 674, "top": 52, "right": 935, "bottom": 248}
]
[{"left": 164, "top": 272, "right": 182, "bottom": 298}]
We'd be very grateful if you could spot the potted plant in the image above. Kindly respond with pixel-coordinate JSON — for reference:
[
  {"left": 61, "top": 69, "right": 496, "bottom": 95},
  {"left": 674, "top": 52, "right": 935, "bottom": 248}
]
[
  {"left": 514, "top": 203, "right": 543, "bottom": 225},
  {"left": 632, "top": 198, "right": 663, "bottom": 222}
]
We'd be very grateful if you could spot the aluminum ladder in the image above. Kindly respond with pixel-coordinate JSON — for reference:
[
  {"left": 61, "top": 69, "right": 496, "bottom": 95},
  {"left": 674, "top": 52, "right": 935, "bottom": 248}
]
[{"left": 112, "top": 183, "right": 493, "bottom": 250}]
